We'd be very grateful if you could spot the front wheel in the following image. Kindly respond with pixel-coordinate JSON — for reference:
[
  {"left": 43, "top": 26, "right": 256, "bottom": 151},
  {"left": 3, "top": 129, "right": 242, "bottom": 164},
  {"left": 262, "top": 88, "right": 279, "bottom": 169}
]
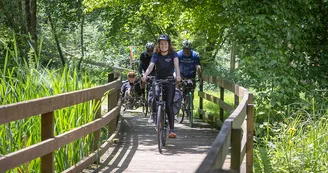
[
  {"left": 142, "top": 99, "right": 148, "bottom": 117},
  {"left": 175, "top": 100, "right": 185, "bottom": 123},
  {"left": 189, "top": 92, "right": 193, "bottom": 127},
  {"left": 157, "top": 105, "right": 163, "bottom": 153}
]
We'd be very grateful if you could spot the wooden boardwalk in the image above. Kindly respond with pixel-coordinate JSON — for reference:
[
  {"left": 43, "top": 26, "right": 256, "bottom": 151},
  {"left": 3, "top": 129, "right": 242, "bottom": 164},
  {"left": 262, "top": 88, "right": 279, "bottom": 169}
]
[{"left": 83, "top": 110, "right": 225, "bottom": 173}]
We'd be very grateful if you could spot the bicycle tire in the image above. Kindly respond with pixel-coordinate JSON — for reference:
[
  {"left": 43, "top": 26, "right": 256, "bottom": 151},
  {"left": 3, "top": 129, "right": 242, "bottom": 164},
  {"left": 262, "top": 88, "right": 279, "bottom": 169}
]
[
  {"left": 162, "top": 107, "right": 167, "bottom": 147},
  {"left": 189, "top": 92, "right": 193, "bottom": 127},
  {"left": 142, "top": 99, "right": 148, "bottom": 117},
  {"left": 176, "top": 100, "right": 185, "bottom": 123},
  {"left": 157, "top": 105, "right": 163, "bottom": 153},
  {"left": 144, "top": 93, "right": 148, "bottom": 117}
]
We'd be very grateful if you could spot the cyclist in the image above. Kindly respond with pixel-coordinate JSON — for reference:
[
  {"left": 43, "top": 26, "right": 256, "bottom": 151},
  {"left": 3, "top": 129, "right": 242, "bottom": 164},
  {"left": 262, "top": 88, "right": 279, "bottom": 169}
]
[
  {"left": 141, "top": 34, "right": 181, "bottom": 138},
  {"left": 138, "top": 42, "right": 156, "bottom": 76},
  {"left": 177, "top": 40, "right": 202, "bottom": 99},
  {"left": 121, "top": 71, "right": 137, "bottom": 101},
  {"left": 138, "top": 42, "right": 155, "bottom": 107}
]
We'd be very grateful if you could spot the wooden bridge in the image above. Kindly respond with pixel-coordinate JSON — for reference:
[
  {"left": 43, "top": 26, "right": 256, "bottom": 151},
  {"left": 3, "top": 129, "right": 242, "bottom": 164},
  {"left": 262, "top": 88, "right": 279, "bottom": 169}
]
[{"left": 0, "top": 73, "right": 254, "bottom": 173}]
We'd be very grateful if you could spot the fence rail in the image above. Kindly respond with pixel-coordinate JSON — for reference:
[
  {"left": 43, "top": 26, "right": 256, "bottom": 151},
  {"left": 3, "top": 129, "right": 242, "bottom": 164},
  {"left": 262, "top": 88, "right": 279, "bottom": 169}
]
[
  {"left": 196, "top": 75, "right": 254, "bottom": 173},
  {"left": 0, "top": 73, "right": 122, "bottom": 173}
]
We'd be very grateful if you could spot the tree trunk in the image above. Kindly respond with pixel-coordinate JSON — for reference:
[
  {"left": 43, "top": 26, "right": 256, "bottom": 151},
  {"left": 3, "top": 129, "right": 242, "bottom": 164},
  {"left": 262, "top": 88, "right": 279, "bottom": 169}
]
[
  {"left": 230, "top": 41, "right": 236, "bottom": 73},
  {"left": 78, "top": 14, "right": 85, "bottom": 70},
  {"left": 25, "top": 0, "right": 31, "bottom": 34},
  {"left": 18, "top": 0, "right": 26, "bottom": 34},
  {"left": 48, "top": 14, "right": 65, "bottom": 67},
  {"left": 30, "top": 0, "right": 37, "bottom": 52}
]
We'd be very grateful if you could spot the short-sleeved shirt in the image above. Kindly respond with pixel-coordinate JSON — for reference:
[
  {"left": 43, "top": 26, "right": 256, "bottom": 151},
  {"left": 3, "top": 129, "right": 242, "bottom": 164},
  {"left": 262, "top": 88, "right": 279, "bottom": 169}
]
[
  {"left": 150, "top": 51, "right": 178, "bottom": 79},
  {"left": 139, "top": 52, "right": 156, "bottom": 76},
  {"left": 177, "top": 50, "right": 200, "bottom": 79}
]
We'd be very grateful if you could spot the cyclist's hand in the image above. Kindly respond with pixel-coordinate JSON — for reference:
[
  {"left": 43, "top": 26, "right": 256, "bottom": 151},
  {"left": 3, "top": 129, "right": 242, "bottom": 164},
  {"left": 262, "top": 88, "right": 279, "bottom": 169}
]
[
  {"left": 176, "top": 76, "right": 181, "bottom": 82},
  {"left": 141, "top": 75, "right": 146, "bottom": 82},
  {"left": 197, "top": 65, "right": 202, "bottom": 74}
]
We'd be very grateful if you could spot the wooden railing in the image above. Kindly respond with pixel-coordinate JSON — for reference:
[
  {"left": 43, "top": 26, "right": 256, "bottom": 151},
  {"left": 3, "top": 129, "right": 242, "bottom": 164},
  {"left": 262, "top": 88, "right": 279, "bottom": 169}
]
[
  {"left": 0, "top": 73, "right": 122, "bottom": 173},
  {"left": 196, "top": 75, "right": 254, "bottom": 173}
]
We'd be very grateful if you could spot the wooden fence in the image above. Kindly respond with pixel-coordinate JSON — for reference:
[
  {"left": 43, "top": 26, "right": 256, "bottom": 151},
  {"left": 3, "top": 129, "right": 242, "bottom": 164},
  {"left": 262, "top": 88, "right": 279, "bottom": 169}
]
[
  {"left": 0, "top": 73, "right": 122, "bottom": 173},
  {"left": 196, "top": 75, "right": 254, "bottom": 173}
]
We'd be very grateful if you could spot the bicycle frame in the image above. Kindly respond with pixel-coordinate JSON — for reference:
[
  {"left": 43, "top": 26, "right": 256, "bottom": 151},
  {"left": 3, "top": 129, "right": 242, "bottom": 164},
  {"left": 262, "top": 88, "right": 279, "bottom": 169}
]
[
  {"left": 179, "top": 79, "right": 195, "bottom": 127},
  {"left": 147, "top": 76, "right": 175, "bottom": 153}
]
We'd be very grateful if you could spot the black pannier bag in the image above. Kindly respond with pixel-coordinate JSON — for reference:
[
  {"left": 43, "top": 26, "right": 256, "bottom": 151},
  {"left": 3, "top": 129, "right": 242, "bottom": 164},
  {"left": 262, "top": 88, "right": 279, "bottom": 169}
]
[{"left": 147, "top": 87, "right": 182, "bottom": 115}]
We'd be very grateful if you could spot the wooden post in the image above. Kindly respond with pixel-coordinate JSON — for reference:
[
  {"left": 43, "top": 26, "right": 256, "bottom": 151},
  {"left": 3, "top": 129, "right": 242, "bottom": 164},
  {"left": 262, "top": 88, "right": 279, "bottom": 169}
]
[
  {"left": 230, "top": 42, "right": 236, "bottom": 73},
  {"left": 246, "top": 93, "right": 254, "bottom": 173},
  {"left": 41, "top": 112, "right": 54, "bottom": 173},
  {"left": 234, "top": 94, "right": 239, "bottom": 108},
  {"left": 93, "top": 99, "right": 102, "bottom": 151},
  {"left": 107, "top": 73, "right": 115, "bottom": 137},
  {"left": 231, "top": 128, "right": 242, "bottom": 172},
  {"left": 199, "top": 74, "right": 203, "bottom": 119},
  {"left": 220, "top": 86, "right": 224, "bottom": 121}
]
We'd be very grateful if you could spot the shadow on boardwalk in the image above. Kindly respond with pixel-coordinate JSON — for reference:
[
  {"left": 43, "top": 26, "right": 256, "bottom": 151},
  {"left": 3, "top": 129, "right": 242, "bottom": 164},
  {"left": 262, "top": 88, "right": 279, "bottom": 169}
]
[{"left": 84, "top": 111, "right": 219, "bottom": 173}]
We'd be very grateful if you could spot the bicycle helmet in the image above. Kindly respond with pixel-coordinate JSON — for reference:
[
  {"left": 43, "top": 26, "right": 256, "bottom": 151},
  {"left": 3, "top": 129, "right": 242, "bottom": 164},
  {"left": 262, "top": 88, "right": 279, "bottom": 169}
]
[
  {"left": 145, "top": 42, "right": 154, "bottom": 49},
  {"left": 182, "top": 40, "right": 192, "bottom": 49},
  {"left": 157, "top": 34, "right": 171, "bottom": 44}
]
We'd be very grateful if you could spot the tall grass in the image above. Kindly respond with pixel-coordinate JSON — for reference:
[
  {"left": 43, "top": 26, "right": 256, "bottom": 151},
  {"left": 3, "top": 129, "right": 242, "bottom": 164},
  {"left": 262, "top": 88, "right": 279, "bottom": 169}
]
[
  {"left": 254, "top": 102, "right": 328, "bottom": 172},
  {"left": 193, "top": 88, "right": 235, "bottom": 120},
  {"left": 0, "top": 41, "right": 104, "bottom": 172}
]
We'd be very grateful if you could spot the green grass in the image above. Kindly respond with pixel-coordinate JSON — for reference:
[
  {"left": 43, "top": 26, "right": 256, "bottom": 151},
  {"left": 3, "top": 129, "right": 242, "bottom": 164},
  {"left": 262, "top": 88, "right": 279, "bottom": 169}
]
[
  {"left": 253, "top": 96, "right": 328, "bottom": 173},
  {"left": 193, "top": 88, "right": 235, "bottom": 121},
  {"left": 254, "top": 114, "right": 328, "bottom": 173},
  {"left": 0, "top": 45, "right": 109, "bottom": 172}
]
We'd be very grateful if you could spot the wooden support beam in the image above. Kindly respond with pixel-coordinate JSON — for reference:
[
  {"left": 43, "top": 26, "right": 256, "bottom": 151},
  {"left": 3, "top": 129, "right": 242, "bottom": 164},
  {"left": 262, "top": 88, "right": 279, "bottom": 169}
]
[{"left": 41, "top": 112, "right": 54, "bottom": 173}]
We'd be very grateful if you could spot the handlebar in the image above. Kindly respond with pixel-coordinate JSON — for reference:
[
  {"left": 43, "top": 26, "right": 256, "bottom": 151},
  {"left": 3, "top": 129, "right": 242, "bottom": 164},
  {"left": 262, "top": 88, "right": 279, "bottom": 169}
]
[{"left": 146, "top": 76, "right": 176, "bottom": 84}]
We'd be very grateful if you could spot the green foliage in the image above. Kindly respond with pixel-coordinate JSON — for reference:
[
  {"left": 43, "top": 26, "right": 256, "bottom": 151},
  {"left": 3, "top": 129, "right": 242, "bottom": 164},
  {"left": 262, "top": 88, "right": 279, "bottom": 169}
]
[{"left": 0, "top": 44, "right": 103, "bottom": 172}]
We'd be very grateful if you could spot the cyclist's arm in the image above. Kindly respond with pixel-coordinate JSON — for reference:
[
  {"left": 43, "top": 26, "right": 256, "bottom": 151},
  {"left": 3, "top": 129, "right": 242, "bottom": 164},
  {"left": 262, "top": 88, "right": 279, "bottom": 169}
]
[
  {"left": 194, "top": 53, "right": 202, "bottom": 74},
  {"left": 142, "top": 62, "right": 155, "bottom": 79},
  {"left": 173, "top": 57, "right": 181, "bottom": 81}
]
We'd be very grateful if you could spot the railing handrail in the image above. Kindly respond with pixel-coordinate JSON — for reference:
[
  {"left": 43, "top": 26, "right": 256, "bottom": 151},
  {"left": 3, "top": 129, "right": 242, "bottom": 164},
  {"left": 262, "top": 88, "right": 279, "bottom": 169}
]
[
  {"left": 0, "top": 73, "right": 122, "bottom": 173},
  {"left": 196, "top": 75, "right": 254, "bottom": 173}
]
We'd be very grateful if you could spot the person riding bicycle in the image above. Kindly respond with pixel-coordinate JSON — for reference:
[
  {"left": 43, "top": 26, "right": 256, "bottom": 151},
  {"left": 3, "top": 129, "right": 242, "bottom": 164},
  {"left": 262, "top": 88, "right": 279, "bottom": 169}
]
[
  {"left": 141, "top": 34, "right": 181, "bottom": 138},
  {"left": 138, "top": 42, "right": 156, "bottom": 76},
  {"left": 177, "top": 40, "right": 202, "bottom": 98},
  {"left": 121, "top": 71, "right": 138, "bottom": 101}
]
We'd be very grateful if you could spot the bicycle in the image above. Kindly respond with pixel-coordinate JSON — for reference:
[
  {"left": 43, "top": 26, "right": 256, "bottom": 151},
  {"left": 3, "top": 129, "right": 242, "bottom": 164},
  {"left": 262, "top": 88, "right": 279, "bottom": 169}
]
[
  {"left": 176, "top": 79, "right": 196, "bottom": 127},
  {"left": 146, "top": 76, "right": 175, "bottom": 153},
  {"left": 121, "top": 83, "right": 148, "bottom": 117},
  {"left": 144, "top": 81, "right": 152, "bottom": 117}
]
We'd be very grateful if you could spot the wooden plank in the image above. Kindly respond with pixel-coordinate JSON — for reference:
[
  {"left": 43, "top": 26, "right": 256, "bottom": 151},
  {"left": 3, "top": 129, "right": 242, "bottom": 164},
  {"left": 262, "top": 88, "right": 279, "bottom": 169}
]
[
  {"left": 231, "top": 128, "right": 242, "bottom": 172},
  {"left": 234, "top": 85, "right": 247, "bottom": 98},
  {"left": 0, "top": 105, "right": 120, "bottom": 172},
  {"left": 62, "top": 115, "right": 123, "bottom": 173},
  {"left": 221, "top": 79, "right": 235, "bottom": 93},
  {"left": 202, "top": 75, "right": 247, "bottom": 97},
  {"left": 196, "top": 120, "right": 232, "bottom": 173},
  {"left": 198, "top": 91, "right": 234, "bottom": 113},
  {"left": 240, "top": 120, "right": 247, "bottom": 165},
  {"left": 229, "top": 103, "right": 247, "bottom": 129},
  {"left": 93, "top": 99, "right": 102, "bottom": 155},
  {"left": 199, "top": 77, "right": 204, "bottom": 119},
  {"left": 41, "top": 112, "right": 54, "bottom": 173},
  {"left": 246, "top": 93, "right": 254, "bottom": 173},
  {"left": 0, "top": 79, "right": 121, "bottom": 125},
  {"left": 228, "top": 93, "right": 249, "bottom": 129},
  {"left": 220, "top": 86, "right": 224, "bottom": 121}
]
